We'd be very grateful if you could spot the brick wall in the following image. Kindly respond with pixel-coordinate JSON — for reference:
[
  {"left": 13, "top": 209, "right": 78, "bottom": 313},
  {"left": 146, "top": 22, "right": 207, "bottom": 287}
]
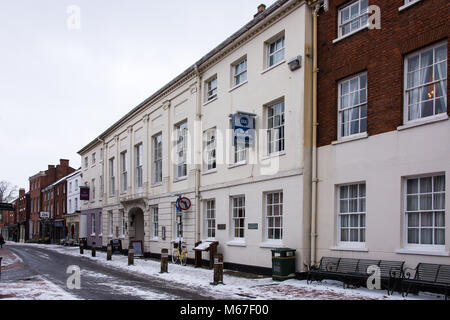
[{"left": 317, "top": 0, "right": 450, "bottom": 147}]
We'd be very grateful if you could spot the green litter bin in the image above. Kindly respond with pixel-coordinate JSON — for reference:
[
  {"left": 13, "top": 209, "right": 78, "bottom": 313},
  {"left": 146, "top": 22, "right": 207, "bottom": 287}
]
[{"left": 271, "top": 248, "right": 296, "bottom": 281}]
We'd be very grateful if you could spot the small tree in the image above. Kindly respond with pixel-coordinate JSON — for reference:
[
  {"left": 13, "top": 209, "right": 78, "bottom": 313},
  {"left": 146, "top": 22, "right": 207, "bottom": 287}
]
[{"left": 0, "top": 180, "right": 18, "bottom": 203}]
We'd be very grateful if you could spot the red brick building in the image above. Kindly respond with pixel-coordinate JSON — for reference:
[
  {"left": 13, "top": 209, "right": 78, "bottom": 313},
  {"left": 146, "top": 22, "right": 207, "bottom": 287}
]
[
  {"left": 313, "top": 0, "right": 449, "bottom": 267},
  {"left": 16, "top": 189, "right": 30, "bottom": 243},
  {"left": 29, "top": 159, "right": 75, "bottom": 241}
]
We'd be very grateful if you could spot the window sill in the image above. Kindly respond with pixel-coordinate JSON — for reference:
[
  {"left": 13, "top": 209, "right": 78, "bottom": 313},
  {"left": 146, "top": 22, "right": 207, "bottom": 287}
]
[
  {"left": 203, "top": 97, "right": 218, "bottom": 107},
  {"left": 330, "top": 246, "right": 369, "bottom": 252},
  {"left": 397, "top": 113, "right": 449, "bottom": 131},
  {"left": 332, "top": 132, "right": 368, "bottom": 146},
  {"left": 228, "top": 161, "right": 247, "bottom": 169},
  {"left": 399, "top": 0, "right": 422, "bottom": 11},
  {"left": 174, "top": 177, "right": 187, "bottom": 183},
  {"left": 90, "top": 233, "right": 96, "bottom": 237},
  {"left": 229, "top": 81, "right": 248, "bottom": 93},
  {"left": 262, "top": 151, "right": 286, "bottom": 160},
  {"left": 150, "top": 237, "right": 160, "bottom": 242},
  {"left": 333, "top": 25, "right": 369, "bottom": 44},
  {"left": 260, "top": 241, "right": 284, "bottom": 249},
  {"left": 202, "top": 169, "right": 217, "bottom": 176},
  {"left": 396, "top": 248, "right": 449, "bottom": 257},
  {"left": 226, "top": 240, "right": 246, "bottom": 247},
  {"left": 261, "top": 60, "right": 286, "bottom": 75},
  {"left": 151, "top": 182, "right": 163, "bottom": 188}
]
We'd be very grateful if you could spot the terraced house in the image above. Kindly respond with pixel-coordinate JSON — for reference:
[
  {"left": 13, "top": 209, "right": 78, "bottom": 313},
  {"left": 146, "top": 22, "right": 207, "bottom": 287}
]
[
  {"left": 314, "top": 0, "right": 449, "bottom": 269},
  {"left": 78, "top": 0, "right": 315, "bottom": 273}
]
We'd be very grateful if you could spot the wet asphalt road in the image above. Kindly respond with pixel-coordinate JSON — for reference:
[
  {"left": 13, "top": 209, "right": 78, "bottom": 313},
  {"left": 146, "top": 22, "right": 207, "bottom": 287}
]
[{"left": 5, "top": 245, "right": 213, "bottom": 300}]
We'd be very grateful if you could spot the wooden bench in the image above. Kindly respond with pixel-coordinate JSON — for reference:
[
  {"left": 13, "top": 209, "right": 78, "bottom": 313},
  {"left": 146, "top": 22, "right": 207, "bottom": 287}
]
[
  {"left": 307, "top": 257, "right": 404, "bottom": 294},
  {"left": 402, "top": 263, "right": 450, "bottom": 300}
]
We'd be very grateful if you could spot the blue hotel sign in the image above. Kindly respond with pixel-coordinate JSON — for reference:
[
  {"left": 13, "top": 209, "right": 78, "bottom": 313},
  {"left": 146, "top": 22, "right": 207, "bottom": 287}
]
[{"left": 231, "top": 112, "right": 256, "bottom": 147}]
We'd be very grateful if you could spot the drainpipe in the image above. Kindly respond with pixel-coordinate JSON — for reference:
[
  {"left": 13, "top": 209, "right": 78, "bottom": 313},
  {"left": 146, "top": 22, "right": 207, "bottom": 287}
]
[
  {"left": 194, "top": 64, "right": 202, "bottom": 243},
  {"left": 310, "top": 2, "right": 321, "bottom": 268}
]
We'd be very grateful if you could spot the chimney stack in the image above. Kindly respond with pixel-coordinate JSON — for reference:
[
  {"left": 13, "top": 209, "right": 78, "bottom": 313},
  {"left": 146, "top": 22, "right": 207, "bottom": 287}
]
[
  {"left": 60, "top": 159, "right": 69, "bottom": 167},
  {"left": 254, "top": 4, "right": 266, "bottom": 18},
  {"left": 19, "top": 189, "right": 25, "bottom": 197}
]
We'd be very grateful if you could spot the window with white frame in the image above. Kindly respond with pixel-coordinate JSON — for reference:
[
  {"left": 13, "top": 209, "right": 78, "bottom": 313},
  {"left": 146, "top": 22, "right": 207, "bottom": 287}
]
[
  {"left": 152, "top": 206, "right": 159, "bottom": 238},
  {"left": 153, "top": 133, "right": 163, "bottom": 184},
  {"left": 404, "top": 42, "right": 447, "bottom": 122},
  {"left": 91, "top": 214, "right": 96, "bottom": 235},
  {"left": 84, "top": 156, "right": 88, "bottom": 168},
  {"left": 232, "top": 196, "right": 245, "bottom": 239},
  {"left": 267, "top": 35, "right": 285, "bottom": 68},
  {"left": 405, "top": 175, "right": 446, "bottom": 246},
  {"left": 91, "top": 179, "right": 96, "bottom": 200},
  {"left": 69, "top": 199, "right": 72, "bottom": 213},
  {"left": 206, "top": 76, "right": 218, "bottom": 102},
  {"left": 267, "top": 100, "right": 285, "bottom": 155},
  {"left": 205, "top": 200, "right": 216, "bottom": 239},
  {"left": 74, "top": 198, "right": 78, "bottom": 211},
  {"left": 109, "top": 157, "right": 116, "bottom": 196},
  {"left": 176, "top": 121, "right": 188, "bottom": 179},
  {"left": 108, "top": 211, "right": 113, "bottom": 236},
  {"left": 120, "top": 151, "right": 127, "bottom": 193},
  {"left": 121, "top": 210, "right": 126, "bottom": 236},
  {"left": 338, "top": 183, "right": 366, "bottom": 244},
  {"left": 92, "top": 152, "right": 96, "bottom": 165},
  {"left": 338, "top": 0, "right": 369, "bottom": 38},
  {"left": 135, "top": 143, "right": 143, "bottom": 189},
  {"left": 233, "top": 58, "right": 247, "bottom": 87},
  {"left": 338, "top": 73, "right": 367, "bottom": 138},
  {"left": 266, "top": 191, "right": 283, "bottom": 241},
  {"left": 204, "top": 128, "right": 217, "bottom": 172}
]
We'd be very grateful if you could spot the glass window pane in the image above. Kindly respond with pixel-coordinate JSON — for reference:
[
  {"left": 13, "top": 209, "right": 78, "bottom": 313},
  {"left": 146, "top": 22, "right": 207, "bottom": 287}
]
[
  {"left": 434, "top": 175, "right": 446, "bottom": 192},
  {"left": 408, "top": 228, "right": 419, "bottom": 244},
  {"left": 435, "top": 229, "right": 445, "bottom": 245},
  {"left": 421, "top": 213, "right": 433, "bottom": 227},
  {"left": 408, "top": 213, "right": 419, "bottom": 227},
  {"left": 421, "top": 229, "right": 433, "bottom": 245},
  {"left": 435, "top": 212, "right": 445, "bottom": 227},
  {"left": 420, "top": 177, "right": 433, "bottom": 193},
  {"left": 420, "top": 194, "right": 432, "bottom": 211},
  {"left": 408, "top": 55, "right": 420, "bottom": 72}
]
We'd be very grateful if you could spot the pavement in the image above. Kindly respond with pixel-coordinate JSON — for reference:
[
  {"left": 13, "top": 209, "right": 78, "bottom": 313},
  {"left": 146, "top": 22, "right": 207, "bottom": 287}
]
[{"left": 0, "top": 243, "right": 446, "bottom": 301}]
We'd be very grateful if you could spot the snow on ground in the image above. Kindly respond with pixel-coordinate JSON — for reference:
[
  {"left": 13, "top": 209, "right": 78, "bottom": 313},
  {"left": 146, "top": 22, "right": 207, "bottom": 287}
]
[
  {"left": 1, "top": 250, "right": 23, "bottom": 267},
  {"left": 9, "top": 243, "right": 444, "bottom": 300},
  {"left": 0, "top": 275, "right": 79, "bottom": 300}
]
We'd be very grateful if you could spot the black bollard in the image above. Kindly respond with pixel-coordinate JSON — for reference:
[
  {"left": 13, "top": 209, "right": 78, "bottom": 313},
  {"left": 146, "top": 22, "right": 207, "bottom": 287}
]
[
  {"left": 211, "top": 254, "right": 224, "bottom": 286},
  {"left": 92, "top": 242, "right": 96, "bottom": 257},
  {"left": 80, "top": 243, "right": 84, "bottom": 255},
  {"left": 128, "top": 245, "right": 134, "bottom": 266},
  {"left": 0, "top": 256, "right": 2, "bottom": 280},
  {"left": 107, "top": 244, "right": 112, "bottom": 261},
  {"left": 160, "top": 249, "right": 168, "bottom": 273}
]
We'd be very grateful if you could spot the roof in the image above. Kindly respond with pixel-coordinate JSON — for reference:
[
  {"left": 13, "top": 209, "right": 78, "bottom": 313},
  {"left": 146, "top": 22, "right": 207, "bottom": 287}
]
[{"left": 77, "top": 0, "right": 292, "bottom": 155}]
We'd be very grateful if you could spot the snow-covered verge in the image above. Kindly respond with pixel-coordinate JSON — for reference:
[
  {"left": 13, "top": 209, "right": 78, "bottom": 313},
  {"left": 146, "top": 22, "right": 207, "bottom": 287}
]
[
  {"left": 0, "top": 250, "right": 23, "bottom": 267},
  {"left": 9, "top": 243, "right": 444, "bottom": 300}
]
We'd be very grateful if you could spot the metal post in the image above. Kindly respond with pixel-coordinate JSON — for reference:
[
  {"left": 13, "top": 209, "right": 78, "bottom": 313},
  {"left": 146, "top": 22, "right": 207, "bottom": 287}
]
[
  {"left": 211, "top": 253, "right": 224, "bottom": 286},
  {"left": 92, "top": 242, "right": 96, "bottom": 257},
  {"left": 160, "top": 249, "right": 168, "bottom": 273},
  {"left": 128, "top": 244, "right": 134, "bottom": 266},
  {"left": 0, "top": 257, "right": 2, "bottom": 280},
  {"left": 80, "top": 243, "right": 84, "bottom": 255},
  {"left": 107, "top": 244, "right": 112, "bottom": 261}
]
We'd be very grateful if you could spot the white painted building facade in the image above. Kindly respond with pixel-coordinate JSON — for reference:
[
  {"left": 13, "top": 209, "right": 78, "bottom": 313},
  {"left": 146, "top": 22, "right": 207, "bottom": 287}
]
[{"left": 78, "top": 0, "right": 314, "bottom": 273}]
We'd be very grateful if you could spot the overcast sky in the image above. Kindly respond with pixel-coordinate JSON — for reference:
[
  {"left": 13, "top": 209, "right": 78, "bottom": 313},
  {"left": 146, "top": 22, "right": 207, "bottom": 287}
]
[{"left": 0, "top": 0, "right": 277, "bottom": 192}]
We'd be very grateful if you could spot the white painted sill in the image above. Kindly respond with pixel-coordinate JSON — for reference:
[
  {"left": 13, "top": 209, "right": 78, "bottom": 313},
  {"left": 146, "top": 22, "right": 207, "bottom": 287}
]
[
  {"left": 150, "top": 237, "right": 159, "bottom": 242},
  {"left": 399, "top": 0, "right": 422, "bottom": 11},
  {"left": 202, "top": 169, "right": 217, "bottom": 176},
  {"left": 330, "top": 246, "right": 369, "bottom": 252},
  {"left": 229, "top": 81, "right": 248, "bottom": 93},
  {"left": 261, "top": 60, "right": 286, "bottom": 75},
  {"left": 260, "top": 241, "right": 284, "bottom": 249},
  {"left": 202, "top": 97, "right": 218, "bottom": 107},
  {"left": 228, "top": 161, "right": 247, "bottom": 169},
  {"left": 151, "top": 182, "right": 163, "bottom": 188},
  {"left": 333, "top": 25, "right": 369, "bottom": 44},
  {"left": 226, "top": 240, "right": 247, "bottom": 247},
  {"left": 261, "top": 151, "right": 286, "bottom": 160},
  {"left": 397, "top": 113, "right": 449, "bottom": 131},
  {"left": 174, "top": 177, "right": 187, "bottom": 183},
  {"left": 332, "top": 132, "right": 369, "bottom": 146},
  {"left": 396, "top": 248, "right": 449, "bottom": 257}
]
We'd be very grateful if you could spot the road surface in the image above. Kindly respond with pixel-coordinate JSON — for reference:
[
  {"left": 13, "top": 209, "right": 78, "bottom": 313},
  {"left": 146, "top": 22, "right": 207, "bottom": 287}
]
[{"left": 3, "top": 244, "right": 216, "bottom": 300}]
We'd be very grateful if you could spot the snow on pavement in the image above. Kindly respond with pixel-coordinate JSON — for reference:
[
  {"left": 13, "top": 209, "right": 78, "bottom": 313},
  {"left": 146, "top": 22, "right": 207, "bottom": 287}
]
[{"left": 9, "top": 243, "right": 444, "bottom": 300}]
